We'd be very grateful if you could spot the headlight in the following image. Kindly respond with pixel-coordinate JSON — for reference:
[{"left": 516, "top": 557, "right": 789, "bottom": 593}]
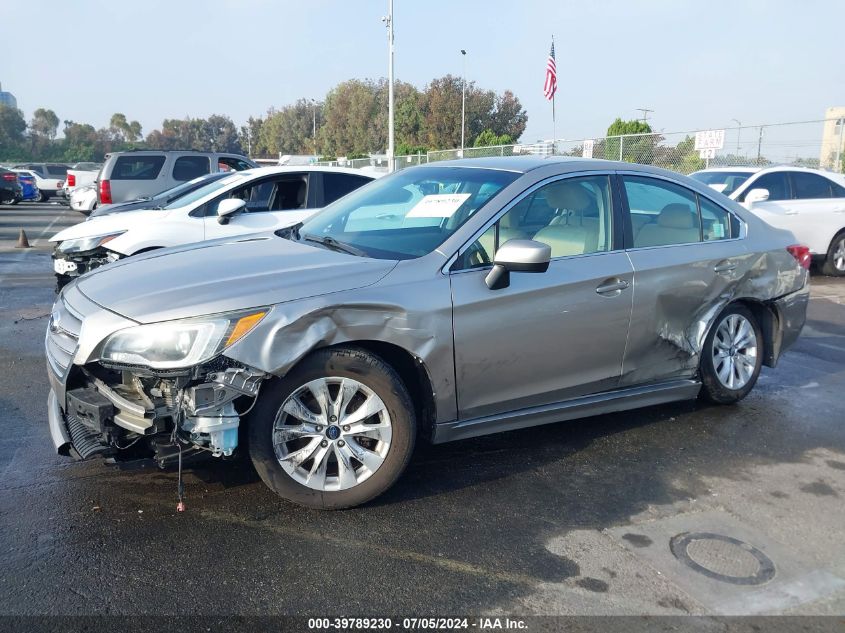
[
  {"left": 101, "top": 309, "right": 268, "bottom": 370},
  {"left": 58, "top": 232, "right": 126, "bottom": 254}
]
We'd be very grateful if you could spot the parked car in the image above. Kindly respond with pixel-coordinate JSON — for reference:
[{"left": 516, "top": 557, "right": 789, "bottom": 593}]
[
  {"left": 0, "top": 167, "right": 22, "bottom": 203},
  {"left": 690, "top": 166, "right": 845, "bottom": 275},
  {"left": 68, "top": 184, "right": 98, "bottom": 214},
  {"left": 50, "top": 166, "right": 376, "bottom": 288},
  {"left": 11, "top": 170, "right": 39, "bottom": 203},
  {"left": 89, "top": 171, "right": 231, "bottom": 218},
  {"left": 11, "top": 163, "right": 69, "bottom": 201},
  {"left": 46, "top": 157, "right": 809, "bottom": 509},
  {"left": 62, "top": 164, "right": 102, "bottom": 199},
  {"left": 96, "top": 150, "right": 257, "bottom": 205}
]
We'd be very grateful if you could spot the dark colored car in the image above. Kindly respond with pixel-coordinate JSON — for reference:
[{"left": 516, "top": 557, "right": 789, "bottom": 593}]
[
  {"left": 89, "top": 171, "right": 231, "bottom": 219},
  {"left": 0, "top": 168, "right": 22, "bottom": 204}
]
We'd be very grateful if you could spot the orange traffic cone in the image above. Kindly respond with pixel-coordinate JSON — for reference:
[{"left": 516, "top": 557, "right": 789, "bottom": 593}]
[{"left": 15, "top": 229, "right": 31, "bottom": 248}]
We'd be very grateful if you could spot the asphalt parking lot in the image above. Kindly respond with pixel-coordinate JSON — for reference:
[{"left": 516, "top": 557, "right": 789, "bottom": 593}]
[{"left": 1, "top": 202, "right": 844, "bottom": 617}]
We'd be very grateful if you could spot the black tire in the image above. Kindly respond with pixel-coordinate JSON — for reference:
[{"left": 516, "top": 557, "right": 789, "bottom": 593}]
[
  {"left": 37, "top": 191, "right": 48, "bottom": 203},
  {"left": 10, "top": 196, "right": 20, "bottom": 205},
  {"left": 821, "top": 231, "right": 845, "bottom": 277},
  {"left": 700, "top": 304, "right": 763, "bottom": 404},
  {"left": 248, "top": 346, "right": 416, "bottom": 509}
]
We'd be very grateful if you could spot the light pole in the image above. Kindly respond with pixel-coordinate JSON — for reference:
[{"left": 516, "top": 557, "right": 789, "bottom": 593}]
[
  {"left": 383, "top": 1, "right": 395, "bottom": 172},
  {"left": 311, "top": 99, "right": 318, "bottom": 157},
  {"left": 732, "top": 119, "right": 741, "bottom": 155},
  {"left": 460, "top": 49, "right": 467, "bottom": 154}
]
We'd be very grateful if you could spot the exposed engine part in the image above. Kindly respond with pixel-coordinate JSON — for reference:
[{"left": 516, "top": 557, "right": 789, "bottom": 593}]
[
  {"left": 207, "top": 367, "right": 265, "bottom": 396},
  {"left": 182, "top": 401, "right": 239, "bottom": 457}
]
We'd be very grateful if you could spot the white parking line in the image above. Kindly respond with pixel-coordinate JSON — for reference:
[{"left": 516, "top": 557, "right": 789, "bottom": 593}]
[{"left": 31, "top": 206, "right": 73, "bottom": 246}]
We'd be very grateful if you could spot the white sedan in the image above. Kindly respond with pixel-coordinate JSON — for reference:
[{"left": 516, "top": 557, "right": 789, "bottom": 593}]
[
  {"left": 690, "top": 166, "right": 845, "bottom": 275},
  {"left": 50, "top": 166, "right": 377, "bottom": 288}
]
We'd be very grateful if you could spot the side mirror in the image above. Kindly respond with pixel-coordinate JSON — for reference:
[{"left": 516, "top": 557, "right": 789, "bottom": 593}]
[
  {"left": 485, "top": 239, "right": 551, "bottom": 290},
  {"left": 217, "top": 198, "right": 246, "bottom": 224},
  {"left": 745, "top": 188, "right": 770, "bottom": 205}
]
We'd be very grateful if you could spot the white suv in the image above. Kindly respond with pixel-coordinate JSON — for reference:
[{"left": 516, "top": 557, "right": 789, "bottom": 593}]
[
  {"left": 50, "top": 166, "right": 376, "bottom": 288},
  {"left": 97, "top": 150, "right": 256, "bottom": 205},
  {"left": 691, "top": 166, "right": 845, "bottom": 275}
]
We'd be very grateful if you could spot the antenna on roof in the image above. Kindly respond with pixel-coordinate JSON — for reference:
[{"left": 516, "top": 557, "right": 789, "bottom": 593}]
[{"left": 636, "top": 108, "right": 654, "bottom": 123}]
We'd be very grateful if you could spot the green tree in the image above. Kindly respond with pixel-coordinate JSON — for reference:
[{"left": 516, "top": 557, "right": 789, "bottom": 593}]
[
  {"left": 30, "top": 108, "right": 59, "bottom": 140},
  {"left": 259, "top": 100, "right": 320, "bottom": 155},
  {"left": 604, "top": 117, "right": 654, "bottom": 162},
  {"left": 109, "top": 113, "right": 142, "bottom": 142},
  {"left": 60, "top": 121, "right": 100, "bottom": 161},
  {"left": 319, "top": 79, "right": 386, "bottom": 156},
  {"left": 239, "top": 116, "right": 265, "bottom": 157},
  {"left": 0, "top": 105, "right": 27, "bottom": 159},
  {"left": 473, "top": 129, "right": 513, "bottom": 147}
]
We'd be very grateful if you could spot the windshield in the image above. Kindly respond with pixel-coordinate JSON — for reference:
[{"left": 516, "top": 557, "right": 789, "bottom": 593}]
[
  {"left": 689, "top": 171, "right": 753, "bottom": 196},
  {"left": 149, "top": 172, "right": 230, "bottom": 205},
  {"left": 161, "top": 173, "right": 247, "bottom": 210},
  {"left": 299, "top": 166, "right": 519, "bottom": 260}
]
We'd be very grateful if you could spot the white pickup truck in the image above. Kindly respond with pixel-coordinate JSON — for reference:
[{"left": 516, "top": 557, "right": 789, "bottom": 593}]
[{"left": 61, "top": 163, "right": 102, "bottom": 200}]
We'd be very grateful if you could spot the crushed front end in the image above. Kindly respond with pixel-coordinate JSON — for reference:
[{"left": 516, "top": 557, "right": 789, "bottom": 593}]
[
  {"left": 46, "top": 284, "right": 268, "bottom": 467},
  {"left": 52, "top": 233, "right": 125, "bottom": 291}
]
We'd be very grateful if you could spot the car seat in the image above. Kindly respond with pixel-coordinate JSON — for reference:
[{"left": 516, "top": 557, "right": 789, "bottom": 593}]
[{"left": 635, "top": 203, "right": 699, "bottom": 247}]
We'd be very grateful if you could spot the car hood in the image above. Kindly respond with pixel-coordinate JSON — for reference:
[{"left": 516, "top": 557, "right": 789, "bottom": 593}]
[
  {"left": 50, "top": 208, "right": 171, "bottom": 242},
  {"left": 76, "top": 234, "right": 398, "bottom": 323}
]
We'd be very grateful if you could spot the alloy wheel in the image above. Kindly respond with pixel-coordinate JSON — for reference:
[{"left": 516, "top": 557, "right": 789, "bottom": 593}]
[
  {"left": 833, "top": 237, "right": 845, "bottom": 272},
  {"left": 273, "top": 377, "right": 393, "bottom": 491},
  {"left": 711, "top": 314, "right": 758, "bottom": 390}
]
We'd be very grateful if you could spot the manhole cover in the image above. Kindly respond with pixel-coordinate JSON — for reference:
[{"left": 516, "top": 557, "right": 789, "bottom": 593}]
[{"left": 670, "top": 532, "right": 775, "bottom": 585}]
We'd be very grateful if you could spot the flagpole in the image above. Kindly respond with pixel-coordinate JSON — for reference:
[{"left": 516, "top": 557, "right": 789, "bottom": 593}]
[{"left": 551, "top": 35, "right": 556, "bottom": 155}]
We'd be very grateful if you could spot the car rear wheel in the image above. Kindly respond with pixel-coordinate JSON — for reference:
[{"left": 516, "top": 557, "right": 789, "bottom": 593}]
[
  {"left": 9, "top": 196, "right": 19, "bottom": 205},
  {"left": 248, "top": 346, "right": 416, "bottom": 509},
  {"left": 36, "top": 191, "right": 48, "bottom": 203},
  {"left": 700, "top": 305, "right": 762, "bottom": 404},
  {"left": 821, "top": 231, "right": 845, "bottom": 277}
]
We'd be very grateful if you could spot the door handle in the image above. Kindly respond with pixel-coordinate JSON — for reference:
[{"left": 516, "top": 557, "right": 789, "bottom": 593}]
[
  {"left": 714, "top": 261, "right": 737, "bottom": 273},
  {"left": 596, "top": 279, "right": 629, "bottom": 295}
]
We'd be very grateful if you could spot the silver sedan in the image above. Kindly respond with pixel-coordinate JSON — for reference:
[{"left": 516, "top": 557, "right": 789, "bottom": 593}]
[{"left": 45, "top": 157, "right": 810, "bottom": 509}]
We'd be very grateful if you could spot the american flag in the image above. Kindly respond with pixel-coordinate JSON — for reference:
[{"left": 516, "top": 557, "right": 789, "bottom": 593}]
[{"left": 543, "top": 40, "right": 557, "bottom": 101}]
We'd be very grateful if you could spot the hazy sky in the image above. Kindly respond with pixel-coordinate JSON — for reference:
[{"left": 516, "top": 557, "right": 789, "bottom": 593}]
[{"left": 2, "top": 0, "right": 843, "bottom": 143}]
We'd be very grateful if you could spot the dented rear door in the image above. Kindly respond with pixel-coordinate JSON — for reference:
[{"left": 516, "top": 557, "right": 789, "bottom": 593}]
[{"left": 618, "top": 173, "right": 751, "bottom": 386}]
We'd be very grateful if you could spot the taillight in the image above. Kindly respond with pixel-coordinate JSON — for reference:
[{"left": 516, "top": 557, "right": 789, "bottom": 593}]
[
  {"left": 99, "top": 179, "right": 112, "bottom": 204},
  {"left": 67, "top": 174, "right": 76, "bottom": 186},
  {"left": 57, "top": 181, "right": 64, "bottom": 189},
  {"left": 2, "top": 173, "right": 16, "bottom": 181},
  {"left": 787, "top": 245, "right": 811, "bottom": 270}
]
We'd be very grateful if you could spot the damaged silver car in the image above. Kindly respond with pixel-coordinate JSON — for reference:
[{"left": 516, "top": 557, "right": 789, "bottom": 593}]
[{"left": 46, "top": 157, "right": 810, "bottom": 509}]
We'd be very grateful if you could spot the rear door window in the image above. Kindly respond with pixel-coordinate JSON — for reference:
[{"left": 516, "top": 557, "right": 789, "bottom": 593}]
[
  {"left": 46, "top": 165, "right": 69, "bottom": 177},
  {"left": 790, "top": 172, "right": 833, "bottom": 199},
  {"left": 172, "top": 156, "right": 210, "bottom": 181},
  {"left": 111, "top": 155, "right": 166, "bottom": 180},
  {"left": 623, "top": 176, "right": 702, "bottom": 248},
  {"left": 322, "top": 173, "right": 373, "bottom": 206}
]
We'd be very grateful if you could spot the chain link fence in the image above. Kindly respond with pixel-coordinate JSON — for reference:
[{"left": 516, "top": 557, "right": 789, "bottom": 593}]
[{"left": 314, "top": 117, "right": 845, "bottom": 175}]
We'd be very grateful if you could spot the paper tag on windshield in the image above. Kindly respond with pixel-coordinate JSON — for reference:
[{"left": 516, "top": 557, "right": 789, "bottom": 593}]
[{"left": 406, "top": 193, "right": 471, "bottom": 218}]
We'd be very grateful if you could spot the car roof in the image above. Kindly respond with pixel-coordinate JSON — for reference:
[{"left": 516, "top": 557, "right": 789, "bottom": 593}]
[
  {"left": 691, "top": 167, "right": 760, "bottom": 174},
  {"left": 414, "top": 155, "right": 694, "bottom": 178}
]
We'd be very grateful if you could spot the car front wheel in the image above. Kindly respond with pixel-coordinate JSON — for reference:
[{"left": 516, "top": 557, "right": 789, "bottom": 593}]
[
  {"left": 700, "top": 305, "right": 762, "bottom": 404},
  {"left": 248, "top": 346, "right": 416, "bottom": 509},
  {"left": 821, "top": 231, "right": 845, "bottom": 277}
]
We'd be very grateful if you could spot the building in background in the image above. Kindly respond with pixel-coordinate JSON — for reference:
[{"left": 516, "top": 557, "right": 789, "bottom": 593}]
[
  {"left": 0, "top": 82, "right": 17, "bottom": 109},
  {"left": 819, "top": 106, "right": 845, "bottom": 170}
]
